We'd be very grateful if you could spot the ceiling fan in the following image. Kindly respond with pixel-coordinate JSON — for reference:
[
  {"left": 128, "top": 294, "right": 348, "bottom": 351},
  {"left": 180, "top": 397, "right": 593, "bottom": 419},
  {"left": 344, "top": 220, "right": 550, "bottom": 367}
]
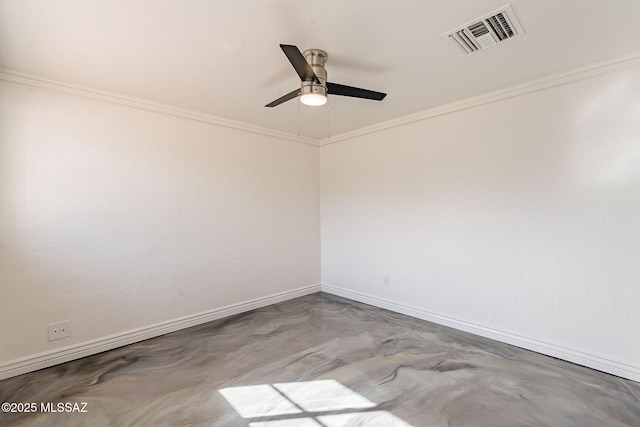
[{"left": 265, "top": 44, "right": 387, "bottom": 108}]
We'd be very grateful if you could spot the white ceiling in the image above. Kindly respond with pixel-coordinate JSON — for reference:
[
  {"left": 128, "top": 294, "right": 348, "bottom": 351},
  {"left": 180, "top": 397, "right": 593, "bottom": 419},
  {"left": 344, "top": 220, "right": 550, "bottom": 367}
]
[{"left": 2, "top": 0, "right": 640, "bottom": 140}]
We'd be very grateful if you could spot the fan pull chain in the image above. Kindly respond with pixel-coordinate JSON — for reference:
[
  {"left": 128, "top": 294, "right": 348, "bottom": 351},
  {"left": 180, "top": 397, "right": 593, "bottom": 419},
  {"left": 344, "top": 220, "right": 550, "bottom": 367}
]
[
  {"left": 327, "top": 103, "right": 331, "bottom": 140},
  {"left": 297, "top": 100, "right": 300, "bottom": 139}
]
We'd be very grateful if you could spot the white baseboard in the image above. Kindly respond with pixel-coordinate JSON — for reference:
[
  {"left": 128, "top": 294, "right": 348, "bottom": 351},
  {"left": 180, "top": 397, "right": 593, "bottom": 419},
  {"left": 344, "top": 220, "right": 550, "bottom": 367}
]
[
  {"left": 321, "top": 283, "right": 640, "bottom": 383},
  {"left": 0, "top": 283, "right": 321, "bottom": 381}
]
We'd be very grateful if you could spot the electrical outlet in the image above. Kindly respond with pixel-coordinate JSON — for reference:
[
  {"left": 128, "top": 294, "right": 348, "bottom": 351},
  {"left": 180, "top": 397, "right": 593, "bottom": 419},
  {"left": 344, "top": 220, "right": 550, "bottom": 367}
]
[
  {"left": 48, "top": 321, "right": 71, "bottom": 341},
  {"left": 383, "top": 274, "right": 390, "bottom": 286},
  {"left": 59, "top": 321, "right": 70, "bottom": 338}
]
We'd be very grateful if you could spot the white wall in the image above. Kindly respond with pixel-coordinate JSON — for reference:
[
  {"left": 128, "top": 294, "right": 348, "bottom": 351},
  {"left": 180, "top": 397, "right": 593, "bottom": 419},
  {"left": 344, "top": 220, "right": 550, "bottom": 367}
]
[
  {"left": 3, "top": 61, "right": 639, "bottom": 382},
  {"left": 0, "top": 81, "right": 320, "bottom": 369},
  {"left": 321, "top": 66, "right": 640, "bottom": 380}
]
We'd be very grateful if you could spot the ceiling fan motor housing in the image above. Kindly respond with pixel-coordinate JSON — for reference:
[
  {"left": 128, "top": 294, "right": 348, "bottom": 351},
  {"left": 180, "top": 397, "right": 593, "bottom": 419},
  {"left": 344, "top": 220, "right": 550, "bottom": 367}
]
[{"left": 301, "top": 49, "right": 327, "bottom": 97}]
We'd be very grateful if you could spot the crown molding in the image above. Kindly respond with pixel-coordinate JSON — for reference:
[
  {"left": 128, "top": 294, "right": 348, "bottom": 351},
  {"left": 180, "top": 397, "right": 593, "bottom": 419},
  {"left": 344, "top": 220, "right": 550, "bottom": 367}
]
[
  {"left": 4, "top": 50, "right": 640, "bottom": 148},
  {"left": 0, "top": 68, "right": 319, "bottom": 147},
  {"left": 319, "top": 51, "right": 640, "bottom": 146}
]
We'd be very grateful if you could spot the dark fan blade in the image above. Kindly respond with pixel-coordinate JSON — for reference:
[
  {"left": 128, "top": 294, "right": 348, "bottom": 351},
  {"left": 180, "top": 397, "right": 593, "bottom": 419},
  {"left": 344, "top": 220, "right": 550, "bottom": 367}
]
[
  {"left": 265, "top": 88, "right": 300, "bottom": 107},
  {"left": 280, "top": 44, "right": 319, "bottom": 83},
  {"left": 327, "top": 82, "right": 387, "bottom": 101}
]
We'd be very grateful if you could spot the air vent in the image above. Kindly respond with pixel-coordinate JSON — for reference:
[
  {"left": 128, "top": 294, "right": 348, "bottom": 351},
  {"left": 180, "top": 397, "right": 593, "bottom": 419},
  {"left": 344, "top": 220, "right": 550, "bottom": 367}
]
[{"left": 443, "top": 4, "right": 524, "bottom": 54}]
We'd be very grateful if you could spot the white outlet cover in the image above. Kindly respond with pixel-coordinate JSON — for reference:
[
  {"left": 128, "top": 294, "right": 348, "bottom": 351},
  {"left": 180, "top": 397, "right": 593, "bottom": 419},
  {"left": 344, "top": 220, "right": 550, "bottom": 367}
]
[{"left": 48, "top": 321, "right": 71, "bottom": 341}]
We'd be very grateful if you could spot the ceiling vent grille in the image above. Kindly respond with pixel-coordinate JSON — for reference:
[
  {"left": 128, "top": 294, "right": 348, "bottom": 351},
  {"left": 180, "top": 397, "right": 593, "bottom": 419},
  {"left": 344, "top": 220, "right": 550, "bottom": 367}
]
[{"left": 443, "top": 4, "right": 524, "bottom": 54}]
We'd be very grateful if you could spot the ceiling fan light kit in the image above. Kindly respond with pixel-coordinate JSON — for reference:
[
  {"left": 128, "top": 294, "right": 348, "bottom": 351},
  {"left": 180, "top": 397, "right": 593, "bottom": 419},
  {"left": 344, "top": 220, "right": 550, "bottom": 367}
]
[
  {"left": 266, "top": 44, "right": 386, "bottom": 108},
  {"left": 299, "top": 49, "right": 328, "bottom": 106},
  {"left": 300, "top": 92, "right": 327, "bottom": 106}
]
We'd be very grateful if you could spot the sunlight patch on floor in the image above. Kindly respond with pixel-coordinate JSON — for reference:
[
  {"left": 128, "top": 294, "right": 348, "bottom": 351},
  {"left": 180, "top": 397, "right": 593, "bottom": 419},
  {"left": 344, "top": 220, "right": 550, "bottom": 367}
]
[{"left": 219, "top": 379, "right": 412, "bottom": 426}]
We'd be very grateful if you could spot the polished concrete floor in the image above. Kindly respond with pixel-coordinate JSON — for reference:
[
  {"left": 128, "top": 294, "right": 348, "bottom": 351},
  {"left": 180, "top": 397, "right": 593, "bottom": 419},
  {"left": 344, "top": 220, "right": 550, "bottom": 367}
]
[{"left": 1, "top": 292, "right": 639, "bottom": 426}]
